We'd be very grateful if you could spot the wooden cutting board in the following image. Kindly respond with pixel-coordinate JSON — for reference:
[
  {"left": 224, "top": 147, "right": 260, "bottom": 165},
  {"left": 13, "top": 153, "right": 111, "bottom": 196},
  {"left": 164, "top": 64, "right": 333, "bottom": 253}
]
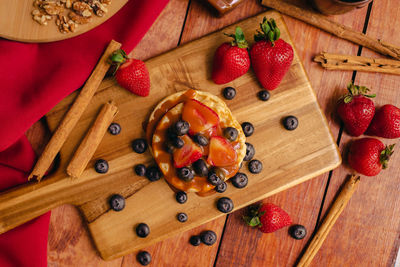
[
  {"left": 0, "top": 11, "right": 341, "bottom": 260},
  {"left": 0, "top": 0, "right": 128, "bottom": 43}
]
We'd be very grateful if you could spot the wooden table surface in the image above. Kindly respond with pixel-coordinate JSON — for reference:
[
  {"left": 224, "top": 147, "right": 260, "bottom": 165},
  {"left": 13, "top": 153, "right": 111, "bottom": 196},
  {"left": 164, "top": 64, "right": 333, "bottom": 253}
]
[{"left": 25, "top": 0, "right": 400, "bottom": 266}]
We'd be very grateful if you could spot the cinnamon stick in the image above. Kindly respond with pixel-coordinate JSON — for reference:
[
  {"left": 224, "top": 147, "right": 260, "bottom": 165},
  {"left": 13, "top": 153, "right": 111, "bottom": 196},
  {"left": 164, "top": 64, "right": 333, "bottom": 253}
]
[
  {"left": 66, "top": 101, "right": 118, "bottom": 179},
  {"left": 28, "top": 40, "right": 121, "bottom": 181},
  {"left": 314, "top": 52, "right": 400, "bottom": 75},
  {"left": 297, "top": 175, "right": 361, "bottom": 267},
  {"left": 261, "top": 0, "right": 400, "bottom": 60}
]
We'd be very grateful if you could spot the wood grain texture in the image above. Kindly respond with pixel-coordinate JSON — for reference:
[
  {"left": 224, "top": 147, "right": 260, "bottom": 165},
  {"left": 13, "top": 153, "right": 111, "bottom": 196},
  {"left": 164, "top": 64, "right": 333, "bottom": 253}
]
[
  {"left": 0, "top": 10, "right": 340, "bottom": 262},
  {"left": 215, "top": 0, "right": 368, "bottom": 266},
  {"left": 0, "top": 0, "right": 128, "bottom": 43},
  {"left": 312, "top": 1, "right": 400, "bottom": 266}
]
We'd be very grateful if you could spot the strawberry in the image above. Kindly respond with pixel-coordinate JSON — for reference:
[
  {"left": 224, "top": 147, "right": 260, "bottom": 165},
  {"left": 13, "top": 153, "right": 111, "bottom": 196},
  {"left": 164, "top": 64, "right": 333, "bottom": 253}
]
[
  {"left": 348, "top": 138, "right": 394, "bottom": 176},
  {"left": 212, "top": 27, "right": 250, "bottom": 84},
  {"left": 182, "top": 99, "right": 220, "bottom": 134},
  {"left": 250, "top": 17, "right": 294, "bottom": 91},
  {"left": 173, "top": 135, "right": 203, "bottom": 168},
  {"left": 366, "top": 104, "right": 400, "bottom": 139},
  {"left": 337, "top": 83, "right": 376, "bottom": 137},
  {"left": 207, "top": 136, "right": 237, "bottom": 167},
  {"left": 110, "top": 49, "right": 150, "bottom": 96},
  {"left": 244, "top": 203, "right": 292, "bottom": 233}
]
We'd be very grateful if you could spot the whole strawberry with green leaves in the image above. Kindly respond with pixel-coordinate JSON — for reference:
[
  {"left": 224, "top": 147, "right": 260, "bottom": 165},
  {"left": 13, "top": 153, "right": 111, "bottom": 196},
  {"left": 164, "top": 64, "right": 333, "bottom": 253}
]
[
  {"left": 212, "top": 27, "right": 250, "bottom": 84},
  {"left": 366, "top": 104, "right": 400, "bottom": 139},
  {"left": 244, "top": 203, "right": 292, "bottom": 233},
  {"left": 337, "top": 83, "right": 376, "bottom": 137},
  {"left": 250, "top": 17, "right": 294, "bottom": 91},
  {"left": 348, "top": 138, "right": 394, "bottom": 176},
  {"left": 110, "top": 49, "right": 150, "bottom": 97}
]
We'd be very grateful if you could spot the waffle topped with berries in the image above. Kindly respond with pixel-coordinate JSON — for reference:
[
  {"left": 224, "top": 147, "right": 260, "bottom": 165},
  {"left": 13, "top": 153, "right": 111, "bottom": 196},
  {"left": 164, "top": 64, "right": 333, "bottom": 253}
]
[{"left": 146, "top": 89, "right": 246, "bottom": 194}]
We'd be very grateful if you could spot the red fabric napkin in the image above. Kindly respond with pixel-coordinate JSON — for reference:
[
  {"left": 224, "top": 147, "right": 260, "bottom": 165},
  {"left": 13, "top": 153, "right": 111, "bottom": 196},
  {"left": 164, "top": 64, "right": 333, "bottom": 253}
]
[{"left": 0, "top": 0, "right": 169, "bottom": 266}]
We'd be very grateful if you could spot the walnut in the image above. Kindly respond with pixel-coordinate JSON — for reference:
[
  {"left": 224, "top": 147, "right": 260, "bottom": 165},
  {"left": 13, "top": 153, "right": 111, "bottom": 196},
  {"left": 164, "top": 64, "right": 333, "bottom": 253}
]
[
  {"left": 68, "top": 11, "right": 91, "bottom": 24},
  {"left": 72, "top": 2, "right": 92, "bottom": 17},
  {"left": 100, "top": 0, "right": 111, "bottom": 5},
  {"left": 32, "top": 0, "right": 112, "bottom": 34},
  {"left": 43, "top": 3, "right": 64, "bottom": 15}
]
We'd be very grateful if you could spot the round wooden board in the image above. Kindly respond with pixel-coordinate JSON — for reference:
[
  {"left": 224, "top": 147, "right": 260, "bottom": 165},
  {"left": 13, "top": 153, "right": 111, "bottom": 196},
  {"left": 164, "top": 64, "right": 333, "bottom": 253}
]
[{"left": 0, "top": 0, "right": 128, "bottom": 43}]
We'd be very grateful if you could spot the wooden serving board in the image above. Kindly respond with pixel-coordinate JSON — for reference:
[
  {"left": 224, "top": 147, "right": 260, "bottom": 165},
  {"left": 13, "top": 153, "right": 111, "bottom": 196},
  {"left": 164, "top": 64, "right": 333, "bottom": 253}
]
[
  {"left": 0, "top": 0, "right": 128, "bottom": 43},
  {"left": 0, "top": 11, "right": 341, "bottom": 260}
]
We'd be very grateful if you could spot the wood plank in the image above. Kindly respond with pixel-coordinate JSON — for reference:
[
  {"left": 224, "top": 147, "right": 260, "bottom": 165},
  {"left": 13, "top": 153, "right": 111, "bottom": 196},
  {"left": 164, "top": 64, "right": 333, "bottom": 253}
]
[
  {"left": 313, "top": 1, "right": 400, "bottom": 266},
  {"left": 215, "top": 0, "right": 368, "bottom": 265}
]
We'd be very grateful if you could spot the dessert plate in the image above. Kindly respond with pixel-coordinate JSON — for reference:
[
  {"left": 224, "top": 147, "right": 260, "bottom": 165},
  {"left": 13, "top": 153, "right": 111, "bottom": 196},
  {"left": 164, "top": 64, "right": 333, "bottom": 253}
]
[
  {"left": 0, "top": 11, "right": 341, "bottom": 260},
  {"left": 0, "top": 0, "right": 128, "bottom": 43}
]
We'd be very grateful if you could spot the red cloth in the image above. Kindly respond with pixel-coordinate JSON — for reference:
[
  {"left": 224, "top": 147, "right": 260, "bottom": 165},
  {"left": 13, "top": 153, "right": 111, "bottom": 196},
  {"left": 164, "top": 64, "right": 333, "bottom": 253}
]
[{"left": 0, "top": 0, "right": 169, "bottom": 266}]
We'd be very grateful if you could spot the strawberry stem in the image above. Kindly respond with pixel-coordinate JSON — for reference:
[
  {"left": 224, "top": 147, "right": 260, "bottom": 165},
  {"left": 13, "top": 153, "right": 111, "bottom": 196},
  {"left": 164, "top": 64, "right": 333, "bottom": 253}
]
[
  {"left": 109, "top": 49, "right": 129, "bottom": 75},
  {"left": 380, "top": 144, "right": 395, "bottom": 169},
  {"left": 254, "top": 17, "right": 281, "bottom": 46},
  {"left": 224, "top": 27, "right": 248, "bottom": 49},
  {"left": 343, "top": 82, "right": 376, "bottom": 103},
  {"left": 243, "top": 204, "right": 265, "bottom": 228}
]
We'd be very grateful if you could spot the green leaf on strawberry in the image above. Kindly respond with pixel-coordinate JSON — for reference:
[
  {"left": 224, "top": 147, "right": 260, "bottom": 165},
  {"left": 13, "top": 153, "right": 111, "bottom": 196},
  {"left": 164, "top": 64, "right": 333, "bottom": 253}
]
[
  {"left": 224, "top": 26, "right": 248, "bottom": 49},
  {"left": 343, "top": 83, "right": 376, "bottom": 103},
  {"left": 380, "top": 144, "right": 395, "bottom": 169},
  {"left": 254, "top": 17, "right": 281, "bottom": 45}
]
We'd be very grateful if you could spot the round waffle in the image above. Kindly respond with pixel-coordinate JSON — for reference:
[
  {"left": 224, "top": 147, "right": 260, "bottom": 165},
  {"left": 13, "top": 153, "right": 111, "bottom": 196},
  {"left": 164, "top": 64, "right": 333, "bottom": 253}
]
[{"left": 148, "top": 89, "right": 246, "bottom": 193}]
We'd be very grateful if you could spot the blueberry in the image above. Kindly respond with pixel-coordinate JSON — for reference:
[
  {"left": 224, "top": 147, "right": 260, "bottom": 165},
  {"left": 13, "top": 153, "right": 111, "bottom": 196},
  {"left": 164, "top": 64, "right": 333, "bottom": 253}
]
[
  {"left": 132, "top": 138, "right": 148, "bottom": 154},
  {"left": 109, "top": 194, "right": 125, "bottom": 211},
  {"left": 176, "top": 191, "right": 187, "bottom": 204},
  {"left": 223, "top": 87, "right": 236, "bottom": 100},
  {"left": 193, "top": 134, "right": 208, "bottom": 146},
  {"left": 215, "top": 182, "right": 227, "bottom": 193},
  {"left": 289, "top": 224, "right": 307, "bottom": 240},
  {"left": 172, "top": 136, "right": 185, "bottom": 148},
  {"left": 173, "top": 120, "right": 190, "bottom": 136},
  {"left": 231, "top": 172, "right": 248, "bottom": 188},
  {"left": 108, "top": 122, "right": 121, "bottom": 135},
  {"left": 208, "top": 170, "right": 223, "bottom": 186},
  {"left": 248, "top": 159, "right": 263, "bottom": 174},
  {"left": 192, "top": 159, "right": 208, "bottom": 177},
  {"left": 136, "top": 223, "right": 150, "bottom": 238},
  {"left": 200, "top": 230, "right": 217, "bottom": 246},
  {"left": 134, "top": 164, "right": 146, "bottom": 176},
  {"left": 217, "top": 197, "right": 234, "bottom": 213},
  {"left": 145, "top": 166, "right": 162, "bottom": 181},
  {"left": 177, "top": 167, "right": 194, "bottom": 182},
  {"left": 223, "top": 127, "right": 238, "bottom": 141},
  {"left": 241, "top": 122, "right": 254, "bottom": 137},
  {"left": 177, "top": 212, "right": 188, "bottom": 222},
  {"left": 189, "top": 235, "right": 201, "bottom": 246},
  {"left": 165, "top": 141, "right": 175, "bottom": 153},
  {"left": 283, "top": 115, "right": 298, "bottom": 130},
  {"left": 244, "top": 142, "right": 255, "bottom": 161},
  {"left": 137, "top": 251, "right": 151, "bottom": 266},
  {"left": 258, "top": 90, "right": 270, "bottom": 101},
  {"left": 94, "top": 159, "right": 109, "bottom": 174}
]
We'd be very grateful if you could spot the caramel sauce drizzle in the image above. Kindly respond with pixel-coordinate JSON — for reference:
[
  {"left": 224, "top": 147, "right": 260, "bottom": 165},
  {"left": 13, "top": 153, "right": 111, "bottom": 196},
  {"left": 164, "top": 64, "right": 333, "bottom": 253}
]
[{"left": 148, "top": 89, "right": 240, "bottom": 195}]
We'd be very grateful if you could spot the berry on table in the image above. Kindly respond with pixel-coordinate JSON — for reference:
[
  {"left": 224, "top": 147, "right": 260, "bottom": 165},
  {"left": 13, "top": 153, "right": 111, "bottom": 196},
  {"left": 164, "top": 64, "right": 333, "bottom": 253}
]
[
  {"left": 223, "top": 86, "right": 237, "bottom": 100},
  {"left": 109, "top": 194, "right": 125, "bottom": 211},
  {"left": 132, "top": 138, "right": 148, "bottom": 153},
  {"left": 217, "top": 197, "right": 234, "bottom": 213},
  {"left": 94, "top": 159, "right": 109, "bottom": 174},
  {"left": 241, "top": 122, "right": 254, "bottom": 137}
]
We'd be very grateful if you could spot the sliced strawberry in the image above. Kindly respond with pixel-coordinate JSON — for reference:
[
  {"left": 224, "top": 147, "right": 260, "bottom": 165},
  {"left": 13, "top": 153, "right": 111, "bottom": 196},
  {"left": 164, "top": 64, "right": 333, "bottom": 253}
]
[
  {"left": 182, "top": 99, "right": 219, "bottom": 134},
  {"left": 207, "top": 136, "right": 237, "bottom": 167},
  {"left": 173, "top": 135, "right": 203, "bottom": 168}
]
